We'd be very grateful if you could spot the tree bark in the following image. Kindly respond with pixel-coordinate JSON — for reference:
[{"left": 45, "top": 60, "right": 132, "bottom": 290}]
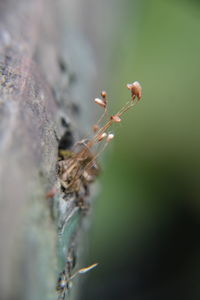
[{"left": 0, "top": 1, "right": 97, "bottom": 299}]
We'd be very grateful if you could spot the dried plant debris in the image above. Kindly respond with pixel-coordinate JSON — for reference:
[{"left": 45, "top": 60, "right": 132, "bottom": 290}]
[{"left": 55, "top": 81, "right": 142, "bottom": 298}]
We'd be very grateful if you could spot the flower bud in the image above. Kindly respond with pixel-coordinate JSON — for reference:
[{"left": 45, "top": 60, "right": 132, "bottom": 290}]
[
  {"left": 126, "top": 81, "right": 142, "bottom": 100},
  {"left": 98, "top": 132, "right": 107, "bottom": 141},
  {"left": 94, "top": 98, "right": 106, "bottom": 108},
  {"left": 111, "top": 115, "right": 121, "bottom": 123},
  {"left": 106, "top": 133, "right": 114, "bottom": 142},
  {"left": 101, "top": 90, "right": 107, "bottom": 99}
]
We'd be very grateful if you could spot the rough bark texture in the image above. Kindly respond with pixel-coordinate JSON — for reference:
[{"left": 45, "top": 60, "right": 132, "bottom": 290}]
[{"left": 0, "top": 1, "right": 97, "bottom": 299}]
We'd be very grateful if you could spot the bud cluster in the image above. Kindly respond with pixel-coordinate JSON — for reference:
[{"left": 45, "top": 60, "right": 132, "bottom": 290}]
[{"left": 58, "top": 81, "right": 142, "bottom": 198}]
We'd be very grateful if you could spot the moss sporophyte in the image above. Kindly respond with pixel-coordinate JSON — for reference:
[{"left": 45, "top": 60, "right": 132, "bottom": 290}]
[{"left": 58, "top": 81, "right": 142, "bottom": 204}]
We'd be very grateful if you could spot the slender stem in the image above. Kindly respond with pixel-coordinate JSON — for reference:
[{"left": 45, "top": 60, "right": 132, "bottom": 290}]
[
  {"left": 118, "top": 101, "right": 137, "bottom": 116},
  {"left": 117, "top": 99, "right": 131, "bottom": 115},
  {"left": 84, "top": 141, "right": 109, "bottom": 173},
  {"left": 96, "top": 107, "right": 108, "bottom": 126}
]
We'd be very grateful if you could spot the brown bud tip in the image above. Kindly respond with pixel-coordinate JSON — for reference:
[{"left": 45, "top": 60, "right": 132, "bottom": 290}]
[
  {"left": 101, "top": 90, "right": 107, "bottom": 99},
  {"left": 94, "top": 98, "right": 106, "bottom": 108},
  {"left": 111, "top": 115, "right": 121, "bottom": 123},
  {"left": 126, "top": 81, "right": 142, "bottom": 100},
  {"left": 92, "top": 124, "right": 100, "bottom": 133},
  {"left": 98, "top": 132, "right": 107, "bottom": 142}
]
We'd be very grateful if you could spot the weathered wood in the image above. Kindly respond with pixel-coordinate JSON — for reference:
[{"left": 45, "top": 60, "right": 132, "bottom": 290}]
[{"left": 0, "top": 1, "right": 96, "bottom": 299}]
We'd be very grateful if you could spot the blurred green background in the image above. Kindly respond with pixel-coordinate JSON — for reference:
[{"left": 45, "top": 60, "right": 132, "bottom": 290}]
[{"left": 79, "top": 0, "right": 200, "bottom": 299}]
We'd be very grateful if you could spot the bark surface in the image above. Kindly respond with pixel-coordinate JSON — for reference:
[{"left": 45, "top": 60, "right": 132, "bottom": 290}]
[{"left": 0, "top": 1, "right": 97, "bottom": 299}]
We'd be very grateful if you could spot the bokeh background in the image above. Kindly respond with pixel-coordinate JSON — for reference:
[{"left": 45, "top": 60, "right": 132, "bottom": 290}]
[{"left": 69, "top": 0, "right": 200, "bottom": 299}]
